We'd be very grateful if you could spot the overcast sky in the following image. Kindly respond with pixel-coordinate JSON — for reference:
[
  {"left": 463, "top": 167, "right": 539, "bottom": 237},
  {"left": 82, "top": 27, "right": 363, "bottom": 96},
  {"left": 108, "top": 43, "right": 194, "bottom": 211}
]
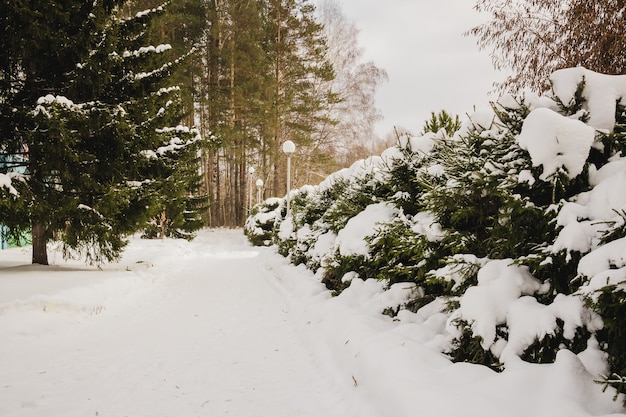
[{"left": 325, "top": 0, "right": 503, "bottom": 137}]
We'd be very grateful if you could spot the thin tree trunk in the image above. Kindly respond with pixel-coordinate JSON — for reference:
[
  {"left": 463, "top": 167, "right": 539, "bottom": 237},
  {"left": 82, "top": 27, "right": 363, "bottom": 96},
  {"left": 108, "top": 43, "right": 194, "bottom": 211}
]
[
  {"left": 237, "top": 153, "right": 244, "bottom": 225},
  {"left": 216, "top": 151, "right": 223, "bottom": 226},
  {"left": 206, "top": 149, "right": 215, "bottom": 227},
  {"left": 229, "top": 37, "right": 238, "bottom": 227},
  {"left": 228, "top": 154, "right": 236, "bottom": 227},
  {"left": 206, "top": 0, "right": 223, "bottom": 226},
  {"left": 273, "top": 3, "right": 282, "bottom": 197}
]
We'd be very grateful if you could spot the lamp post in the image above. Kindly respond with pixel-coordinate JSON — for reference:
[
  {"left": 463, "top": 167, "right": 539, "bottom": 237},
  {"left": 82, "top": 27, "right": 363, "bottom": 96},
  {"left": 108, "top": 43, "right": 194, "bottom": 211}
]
[
  {"left": 282, "top": 140, "right": 295, "bottom": 217},
  {"left": 256, "top": 178, "right": 264, "bottom": 205},
  {"left": 248, "top": 166, "right": 255, "bottom": 214}
]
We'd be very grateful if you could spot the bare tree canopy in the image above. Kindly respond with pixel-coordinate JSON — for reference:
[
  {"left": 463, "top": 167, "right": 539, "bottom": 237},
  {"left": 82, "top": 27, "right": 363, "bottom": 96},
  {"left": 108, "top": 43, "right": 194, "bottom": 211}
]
[
  {"left": 314, "top": 0, "right": 388, "bottom": 166},
  {"left": 467, "top": 0, "right": 626, "bottom": 93}
]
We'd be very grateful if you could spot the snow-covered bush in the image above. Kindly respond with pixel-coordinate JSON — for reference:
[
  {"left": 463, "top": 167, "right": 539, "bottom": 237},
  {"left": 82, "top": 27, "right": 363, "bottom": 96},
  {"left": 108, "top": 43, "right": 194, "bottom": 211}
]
[
  {"left": 244, "top": 197, "right": 283, "bottom": 246},
  {"left": 246, "top": 67, "right": 626, "bottom": 402},
  {"left": 278, "top": 179, "right": 349, "bottom": 263}
]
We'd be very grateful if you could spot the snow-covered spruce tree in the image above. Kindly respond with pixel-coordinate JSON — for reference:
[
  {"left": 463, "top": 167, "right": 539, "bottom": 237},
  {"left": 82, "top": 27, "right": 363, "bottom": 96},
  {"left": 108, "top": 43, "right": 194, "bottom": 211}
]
[
  {"left": 0, "top": 0, "right": 126, "bottom": 264},
  {"left": 244, "top": 69, "right": 626, "bottom": 392},
  {"left": 0, "top": 1, "right": 206, "bottom": 264},
  {"left": 247, "top": 153, "right": 394, "bottom": 293},
  {"left": 270, "top": 168, "right": 378, "bottom": 292},
  {"left": 244, "top": 197, "right": 284, "bottom": 247},
  {"left": 140, "top": 125, "right": 209, "bottom": 241},
  {"left": 74, "top": 4, "right": 209, "bottom": 243},
  {"left": 360, "top": 120, "right": 467, "bottom": 304},
  {"left": 433, "top": 94, "right": 599, "bottom": 369},
  {"left": 313, "top": 167, "right": 393, "bottom": 292},
  {"left": 364, "top": 210, "right": 449, "bottom": 311},
  {"left": 132, "top": 0, "right": 211, "bottom": 240},
  {"left": 275, "top": 179, "right": 349, "bottom": 268},
  {"left": 248, "top": 170, "right": 363, "bottom": 279},
  {"left": 443, "top": 69, "right": 626, "bottom": 376},
  {"left": 420, "top": 105, "right": 538, "bottom": 259},
  {"left": 421, "top": 109, "right": 462, "bottom": 137},
  {"left": 556, "top": 71, "right": 626, "bottom": 401}
]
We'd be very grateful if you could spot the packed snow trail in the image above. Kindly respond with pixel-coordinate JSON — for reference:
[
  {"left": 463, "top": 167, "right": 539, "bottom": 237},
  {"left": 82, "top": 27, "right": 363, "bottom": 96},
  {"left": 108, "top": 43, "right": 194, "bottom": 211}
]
[
  {"left": 1, "top": 230, "right": 624, "bottom": 417},
  {"left": 0, "top": 230, "right": 369, "bottom": 417}
]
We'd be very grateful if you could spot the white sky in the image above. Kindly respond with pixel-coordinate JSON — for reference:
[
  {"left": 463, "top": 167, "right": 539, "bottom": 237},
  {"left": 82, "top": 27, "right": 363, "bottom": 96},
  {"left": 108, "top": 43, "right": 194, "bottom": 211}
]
[{"left": 329, "top": 0, "right": 503, "bottom": 137}]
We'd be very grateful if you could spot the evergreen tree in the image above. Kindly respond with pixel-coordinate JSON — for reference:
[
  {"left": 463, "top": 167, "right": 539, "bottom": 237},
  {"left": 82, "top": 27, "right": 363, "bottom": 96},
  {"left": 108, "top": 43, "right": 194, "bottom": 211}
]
[
  {"left": 264, "top": 0, "right": 335, "bottom": 196},
  {"left": 421, "top": 110, "right": 462, "bottom": 136},
  {"left": 0, "top": 1, "right": 206, "bottom": 264},
  {"left": 1, "top": 0, "right": 123, "bottom": 264},
  {"left": 246, "top": 67, "right": 626, "bottom": 405},
  {"left": 222, "top": 0, "right": 272, "bottom": 226},
  {"left": 124, "top": 0, "right": 212, "bottom": 237},
  {"left": 130, "top": 0, "right": 209, "bottom": 122}
]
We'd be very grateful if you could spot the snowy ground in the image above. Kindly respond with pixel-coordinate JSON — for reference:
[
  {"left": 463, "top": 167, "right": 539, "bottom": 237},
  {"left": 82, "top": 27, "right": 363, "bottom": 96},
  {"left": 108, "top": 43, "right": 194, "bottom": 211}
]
[{"left": 0, "top": 229, "right": 624, "bottom": 417}]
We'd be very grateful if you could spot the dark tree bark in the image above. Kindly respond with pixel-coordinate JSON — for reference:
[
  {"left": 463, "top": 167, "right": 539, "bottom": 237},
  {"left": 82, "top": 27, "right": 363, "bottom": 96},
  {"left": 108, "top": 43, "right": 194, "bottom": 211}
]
[{"left": 31, "top": 222, "right": 48, "bottom": 265}]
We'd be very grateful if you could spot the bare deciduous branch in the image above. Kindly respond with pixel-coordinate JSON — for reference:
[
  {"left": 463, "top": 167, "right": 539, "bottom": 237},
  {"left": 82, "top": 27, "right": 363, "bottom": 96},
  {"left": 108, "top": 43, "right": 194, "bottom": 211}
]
[{"left": 467, "top": 0, "right": 626, "bottom": 93}]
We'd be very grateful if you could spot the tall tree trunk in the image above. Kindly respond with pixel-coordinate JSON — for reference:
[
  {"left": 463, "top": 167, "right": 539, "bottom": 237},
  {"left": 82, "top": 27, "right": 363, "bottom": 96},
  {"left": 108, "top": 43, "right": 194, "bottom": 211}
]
[
  {"left": 205, "top": 149, "right": 215, "bottom": 227},
  {"left": 31, "top": 222, "right": 48, "bottom": 265},
  {"left": 229, "top": 38, "right": 238, "bottom": 227},
  {"left": 237, "top": 153, "right": 244, "bottom": 224},
  {"left": 273, "top": 3, "right": 282, "bottom": 197},
  {"left": 216, "top": 151, "right": 223, "bottom": 226},
  {"left": 206, "top": 0, "right": 222, "bottom": 227}
]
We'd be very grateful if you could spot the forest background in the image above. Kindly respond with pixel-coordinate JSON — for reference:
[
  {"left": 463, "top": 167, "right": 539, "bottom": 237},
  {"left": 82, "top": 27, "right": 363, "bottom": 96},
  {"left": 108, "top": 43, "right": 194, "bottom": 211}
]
[
  {"left": 2, "top": 0, "right": 623, "bottom": 263},
  {"left": 137, "top": 0, "right": 389, "bottom": 228}
]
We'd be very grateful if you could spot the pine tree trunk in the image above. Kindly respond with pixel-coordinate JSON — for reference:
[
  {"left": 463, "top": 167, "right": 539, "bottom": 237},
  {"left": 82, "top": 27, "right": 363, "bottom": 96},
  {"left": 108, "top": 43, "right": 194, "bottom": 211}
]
[
  {"left": 31, "top": 222, "right": 48, "bottom": 265},
  {"left": 228, "top": 155, "right": 236, "bottom": 227},
  {"left": 216, "top": 151, "right": 224, "bottom": 226},
  {"left": 229, "top": 40, "right": 237, "bottom": 228},
  {"left": 273, "top": 3, "right": 282, "bottom": 198},
  {"left": 207, "top": 0, "right": 223, "bottom": 226},
  {"left": 236, "top": 156, "right": 243, "bottom": 225},
  {"left": 205, "top": 149, "right": 215, "bottom": 227}
]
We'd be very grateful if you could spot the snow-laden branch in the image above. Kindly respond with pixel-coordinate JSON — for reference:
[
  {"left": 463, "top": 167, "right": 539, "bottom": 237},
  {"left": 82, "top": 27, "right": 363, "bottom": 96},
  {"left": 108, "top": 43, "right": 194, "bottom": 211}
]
[
  {"left": 122, "top": 44, "right": 172, "bottom": 58},
  {"left": 0, "top": 173, "right": 19, "bottom": 196},
  {"left": 551, "top": 68, "right": 626, "bottom": 131},
  {"left": 141, "top": 125, "right": 202, "bottom": 159},
  {"left": 126, "top": 179, "right": 152, "bottom": 189},
  {"left": 155, "top": 86, "right": 180, "bottom": 96},
  {"left": 142, "top": 138, "right": 186, "bottom": 158},
  {"left": 33, "top": 95, "right": 84, "bottom": 117},
  {"left": 156, "top": 125, "right": 194, "bottom": 134},
  {"left": 134, "top": 4, "right": 165, "bottom": 19},
  {"left": 78, "top": 204, "right": 104, "bottom": 219},
  {"left": 131, "top": 47, "right": 196, "bottom": 82}
]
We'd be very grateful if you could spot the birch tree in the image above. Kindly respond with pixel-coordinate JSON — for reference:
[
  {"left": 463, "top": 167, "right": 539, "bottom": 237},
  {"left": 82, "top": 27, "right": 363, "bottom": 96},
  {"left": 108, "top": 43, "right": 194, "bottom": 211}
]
[{"left": 313, "top": 0, "right": 387, "bottom": 173}]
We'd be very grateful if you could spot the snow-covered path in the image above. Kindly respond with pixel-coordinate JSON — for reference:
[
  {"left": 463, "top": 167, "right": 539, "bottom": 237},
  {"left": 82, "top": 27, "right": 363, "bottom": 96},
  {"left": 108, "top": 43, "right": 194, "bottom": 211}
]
[
  {"left": 1, "top": 229, "right": 625, "bottom": 417},
  {"left": 0, "top": 230, "right": 359, "bottom": 417}
]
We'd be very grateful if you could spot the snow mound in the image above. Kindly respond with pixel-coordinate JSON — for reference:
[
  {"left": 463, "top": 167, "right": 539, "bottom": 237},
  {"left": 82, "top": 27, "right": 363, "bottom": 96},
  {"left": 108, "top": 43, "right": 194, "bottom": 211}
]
[
  {"left": 517, "top": 107, "right": 595, "bottom": 181},
  {"left": 551, "top": 67, "right": 626, "bottom": 132},
  {"left": 336, "top": 203, "right": 397, "bottom": 257}
]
